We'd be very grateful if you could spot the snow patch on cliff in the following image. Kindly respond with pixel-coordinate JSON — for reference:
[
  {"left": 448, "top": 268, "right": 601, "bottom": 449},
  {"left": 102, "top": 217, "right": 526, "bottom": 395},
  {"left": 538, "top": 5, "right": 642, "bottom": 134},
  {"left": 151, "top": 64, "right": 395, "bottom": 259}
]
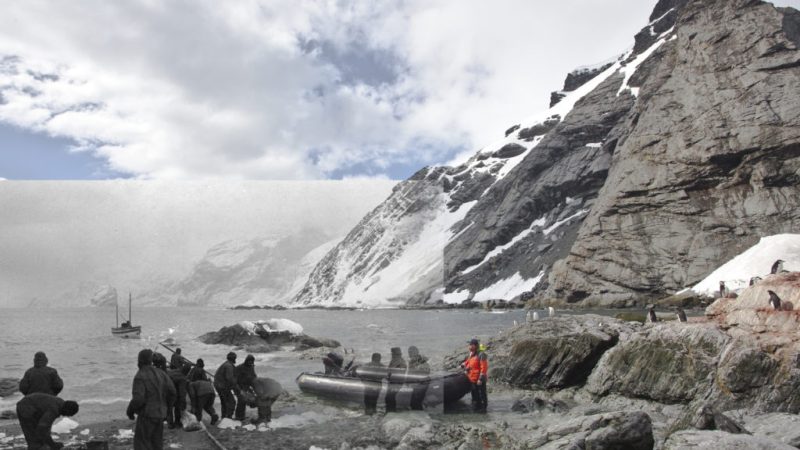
[{"left": 691, "top": 234, "right": 800, "bottom": 296}]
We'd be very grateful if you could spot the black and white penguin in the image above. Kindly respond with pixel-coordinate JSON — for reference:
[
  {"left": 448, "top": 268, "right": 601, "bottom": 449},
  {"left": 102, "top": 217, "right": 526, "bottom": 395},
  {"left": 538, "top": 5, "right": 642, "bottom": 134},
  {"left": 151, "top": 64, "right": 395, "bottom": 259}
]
[
  {"left": 768, "top": 290, "right": 782, "bottom": 310},
  {"left": 648, "top": 306, "right": 658, "bottom": 323},
  {"left": 771, "top": 259, "right": 785, "bottom": 275},
  {"left": 749, "top": 276, "right": 762, "bottom": 286},
  {"left": 719, "top": 281, "right": 728, "bottom": 298},
  {"left": 676, "top": 307, "right": 688, "bottom": 323}
]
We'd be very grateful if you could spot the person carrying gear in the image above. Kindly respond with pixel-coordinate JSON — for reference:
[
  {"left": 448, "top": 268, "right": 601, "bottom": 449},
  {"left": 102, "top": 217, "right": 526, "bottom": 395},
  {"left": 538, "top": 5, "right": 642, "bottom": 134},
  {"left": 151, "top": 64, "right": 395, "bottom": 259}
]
[
  {"left": 322, "top": 352, "right": 345, "bottom": 375},
  {"left": 361, "top": 353, "right": 384, "bottom": 415},
  {"left": 407, "top": 346, "right": 430, "bottom": 410},
  {"left": 187, "top": 358, "right": 208, "bottom": 383},
  {"left": 385, "top": 347, "right": 407, "bottom": 413},
  {"left": 244, "top": 377, "right": 281, "bottom": 424},
  {"left": 233, "top": 354, "right": 257, "bottom": 421},
  {"left": 169, "top": 348, "right": 184, "bottom": 370},
  {"left": 462, "top": 338, "right": 489, "bottom": 413},
  {"left": 16, "top": 393, "right": 79, "bottom": 450},
  {"left": 188, "top": 375, "right": 218, "bottom": 425},
  {"left": 214, "top": 352, "right": 239, "bottom": 420},
  {"left": 19, "top": 351, "right": 64, "bottom": 396},
  {"left": 166, "top": 364, "right": 189, "bottom": 429},
  {"left": 126, "top": 349, "right": 177, "bottom": 450}
]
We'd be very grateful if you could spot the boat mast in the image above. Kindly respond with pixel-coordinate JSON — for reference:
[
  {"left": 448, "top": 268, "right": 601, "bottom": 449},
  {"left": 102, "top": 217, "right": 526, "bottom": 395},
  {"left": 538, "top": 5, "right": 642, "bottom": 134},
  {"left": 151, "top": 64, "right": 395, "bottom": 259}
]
[
  {"left": 116, "top": 301, "right": 119, "bottom": 327},
  {"left": 129, "top": 292, "right": 132, "bottom": 325}
]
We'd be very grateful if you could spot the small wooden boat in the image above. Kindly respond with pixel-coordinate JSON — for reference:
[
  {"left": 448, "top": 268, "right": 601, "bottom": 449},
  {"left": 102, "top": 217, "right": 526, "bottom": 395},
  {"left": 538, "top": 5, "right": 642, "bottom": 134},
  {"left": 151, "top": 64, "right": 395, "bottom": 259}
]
[
  {"left": 112, "top": 293, "right": 141, "bottom": 338},
  {"left": 296, "top": 368, "right": 472, "bottom": 408}
]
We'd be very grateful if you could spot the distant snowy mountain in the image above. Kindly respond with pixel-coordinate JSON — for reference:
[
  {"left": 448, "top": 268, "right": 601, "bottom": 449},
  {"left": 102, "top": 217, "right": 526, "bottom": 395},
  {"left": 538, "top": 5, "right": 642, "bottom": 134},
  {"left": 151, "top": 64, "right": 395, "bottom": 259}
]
[
  {"left": 294, "top": 0, "right": 800, "bottom": 307},
  {"left": 38, "top": 282, "right": 119, "bottom": 307},
  {"left": 148, "top": 231, "right": 339, "bottom": 307}
]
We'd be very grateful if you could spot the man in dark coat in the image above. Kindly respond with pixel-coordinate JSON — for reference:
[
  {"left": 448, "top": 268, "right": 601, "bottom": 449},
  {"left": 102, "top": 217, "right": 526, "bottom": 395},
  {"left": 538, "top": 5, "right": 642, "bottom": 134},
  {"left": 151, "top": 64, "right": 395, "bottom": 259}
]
[
  {"left": 385, "top": 347, "right": 407, "bottom": 413},
  {"left": 16, "top": 393, "right": 79, "bottom": 450},
  {"left": 166, "top": 365, "right": 189, "bottom": 429},
  {"left": 214, "top": 352, "right": 239, "bottom": 420},
  {"left": 187, "top": 358, "right": 208, "bottom": 382},
  {"left": 188, "top": 376, "right": 218, "bottom": 425},
  {"left": 19, "top": 351, "right": 64, "bottom": 396},
  {"left": 246, "top": 377, "right": 281, "bottom": 424},
  {"left": 233, "top": 354, "right": 257, "bottom": 421},
  {"left": 126, "top": 349, "right": 177, "bottom": 450},
  {"left": 169, "top": 348, "right": 185, "bottom": 370}
]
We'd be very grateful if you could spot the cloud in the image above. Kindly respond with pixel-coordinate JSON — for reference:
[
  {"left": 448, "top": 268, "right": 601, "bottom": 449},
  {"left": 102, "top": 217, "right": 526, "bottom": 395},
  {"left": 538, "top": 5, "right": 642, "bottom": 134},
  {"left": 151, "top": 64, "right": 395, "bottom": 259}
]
[{"left": 0, "top": 1, "right": 658, "bottom": 180}]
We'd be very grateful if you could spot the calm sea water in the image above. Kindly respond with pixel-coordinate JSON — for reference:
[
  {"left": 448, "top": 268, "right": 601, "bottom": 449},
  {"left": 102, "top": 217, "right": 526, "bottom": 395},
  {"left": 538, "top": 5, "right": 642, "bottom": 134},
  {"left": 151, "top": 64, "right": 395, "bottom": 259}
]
[{"left": 0, "top": 307, "right": 528, "bottom": 424}]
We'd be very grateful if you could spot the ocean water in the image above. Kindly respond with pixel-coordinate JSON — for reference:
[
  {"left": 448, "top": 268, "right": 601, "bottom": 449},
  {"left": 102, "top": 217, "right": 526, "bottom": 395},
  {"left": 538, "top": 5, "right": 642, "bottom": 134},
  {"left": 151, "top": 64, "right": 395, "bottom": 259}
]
[{"left": 0, "top": 307, "right": 528, "bottom": 425}]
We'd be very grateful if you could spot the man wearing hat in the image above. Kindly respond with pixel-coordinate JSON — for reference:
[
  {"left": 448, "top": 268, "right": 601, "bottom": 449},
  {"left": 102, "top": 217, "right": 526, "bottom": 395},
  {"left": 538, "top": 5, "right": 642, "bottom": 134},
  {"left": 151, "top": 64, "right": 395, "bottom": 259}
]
[
  {"left": 462, "top": 338, "right": 489, "bottom": 413},
  {"left": 16, "top": 393, "right": 79, "bottom": 450},
  {"left": 233, "top": 354, "right": 257, "bottom": 421},
  {"left": 214, "top": 352, "right": 239, "bottom": 420},
  {"left": 127, "top": 349, "right": 176, "bottom": 450},
  {"left": 19, "top": 351, "right": 64, "bottom": 396}
]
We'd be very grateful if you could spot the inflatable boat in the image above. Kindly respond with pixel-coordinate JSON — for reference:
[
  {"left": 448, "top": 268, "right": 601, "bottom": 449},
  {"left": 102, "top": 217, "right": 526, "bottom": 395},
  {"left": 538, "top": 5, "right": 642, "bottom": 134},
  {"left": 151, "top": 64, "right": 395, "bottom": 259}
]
[{"left": 296, "top": 368, "right": 472, "bottom": 408}]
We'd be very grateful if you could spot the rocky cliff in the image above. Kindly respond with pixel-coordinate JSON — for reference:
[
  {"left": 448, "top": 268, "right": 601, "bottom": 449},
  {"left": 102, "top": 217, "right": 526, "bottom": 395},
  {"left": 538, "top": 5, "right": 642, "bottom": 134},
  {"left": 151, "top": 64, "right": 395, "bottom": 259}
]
[{"left": 294, "top": 0, "right": 800, "bottom": 307}]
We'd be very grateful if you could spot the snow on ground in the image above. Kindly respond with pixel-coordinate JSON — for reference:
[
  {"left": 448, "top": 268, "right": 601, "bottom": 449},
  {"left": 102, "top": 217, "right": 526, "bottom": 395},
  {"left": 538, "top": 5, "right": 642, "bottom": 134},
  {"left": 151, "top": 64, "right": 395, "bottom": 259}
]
[
  {"left": 51, "top": 417, "right": 79, "bottom": 434},
  {"left": 617, "top": 27, "right": 674, "bottom": 96},
  {"left": 461, "top": 215, "right": 547, "bottom": 275},
  {"left": 543, "top": 209, "right": 589, "bottom": 235},
  {"left": 691, "top": 234, "right": 800, "bottom": 296},
  {"left": 336, "top": 199, "right": 477, "bottom": 307},
  {"left": 472, "top": 271, "right": 545, "bottom": 302},
  {"left": 238, "top": 318, "right": 304, "bottom": 335}
]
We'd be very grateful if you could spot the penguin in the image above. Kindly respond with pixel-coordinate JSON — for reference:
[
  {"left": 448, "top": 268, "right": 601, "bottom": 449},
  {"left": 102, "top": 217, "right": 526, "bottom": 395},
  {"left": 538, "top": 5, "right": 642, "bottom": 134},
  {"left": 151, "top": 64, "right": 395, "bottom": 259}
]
[
  {"left": 533, "top": 311, "right": 540, "bottom": 321},
  {"left": 676, "top": 307, "right": 688, "bottom": 323},
  {"left": 647, "top": 306, "right": 658, "bottom": 323},
  {"left": 768, "top": 290, "right": 782, "bottom": 310},
  {"left": 548, "top": 306, "right": 555, "bottom": 317},
  {"left": 771, "top": 259, "right": 785, "bottom": 275},
  {"left": 719, "top": 281, "right": 728, "bottom": 298},
  {"left": 525, "top": 311, "right": 532, "bottom": 323},
  {"left": 749, "top": 276, "right": 762, "bottom": 286}
]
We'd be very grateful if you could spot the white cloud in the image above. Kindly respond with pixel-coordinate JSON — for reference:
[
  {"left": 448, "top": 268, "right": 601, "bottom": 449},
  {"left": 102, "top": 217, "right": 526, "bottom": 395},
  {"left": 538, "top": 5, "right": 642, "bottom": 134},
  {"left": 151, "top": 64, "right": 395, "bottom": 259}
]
[{"left": 0, "top": 1, "right": 657, "bottom": 180}]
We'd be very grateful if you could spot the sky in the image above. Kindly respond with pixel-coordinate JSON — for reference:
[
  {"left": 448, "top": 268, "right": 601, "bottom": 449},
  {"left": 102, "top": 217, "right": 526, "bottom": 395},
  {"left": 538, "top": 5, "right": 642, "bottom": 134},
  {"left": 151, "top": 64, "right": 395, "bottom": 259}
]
[
  {"left": 0, "top": 180, "right": 397, "bottom": 306},
  {"left": 7, "top": 1, "right": 799, "bottom": 180}
]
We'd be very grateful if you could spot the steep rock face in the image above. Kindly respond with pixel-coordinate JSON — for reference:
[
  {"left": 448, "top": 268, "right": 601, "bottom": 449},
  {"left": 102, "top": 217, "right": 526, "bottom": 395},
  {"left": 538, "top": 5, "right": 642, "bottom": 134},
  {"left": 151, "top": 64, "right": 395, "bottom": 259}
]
[
  {"left": 543, "top": 0, "right": 800, "bottom": 305},
  {"left": 295, "top": 0, "right": 800, "bottom": 308}
]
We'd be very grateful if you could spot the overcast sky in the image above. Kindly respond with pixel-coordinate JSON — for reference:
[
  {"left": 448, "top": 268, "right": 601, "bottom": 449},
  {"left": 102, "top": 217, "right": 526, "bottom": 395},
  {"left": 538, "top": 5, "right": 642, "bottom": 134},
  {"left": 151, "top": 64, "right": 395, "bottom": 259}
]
[
  {"left": 4, "top": 0, "right": 795, "bottom": 180},
  {"left": 0, "top": 180, "right": 396, "bottom": 306}
]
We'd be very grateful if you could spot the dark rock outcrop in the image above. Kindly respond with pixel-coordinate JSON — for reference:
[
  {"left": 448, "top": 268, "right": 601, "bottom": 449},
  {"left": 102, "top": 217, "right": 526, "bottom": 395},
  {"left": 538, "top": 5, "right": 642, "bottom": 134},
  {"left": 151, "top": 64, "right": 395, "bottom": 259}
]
[
  {"left": 198, "top": 323, "right": 340, "bottom": 352},
  {"left": 445, "top": 315, "right": 637, "bottom": 389},
  {"left": 586, "top": 323, "right": 729, "bottom": 403}
]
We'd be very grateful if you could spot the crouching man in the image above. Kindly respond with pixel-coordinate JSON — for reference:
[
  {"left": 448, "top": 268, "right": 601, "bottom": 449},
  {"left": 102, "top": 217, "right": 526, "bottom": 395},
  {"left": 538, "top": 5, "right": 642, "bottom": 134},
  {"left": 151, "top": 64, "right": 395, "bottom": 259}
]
[
  {"left": 244, "top": 377, "right": 281, "bottom": 424},
  {"left": 16, "top": 393, "right": 79, "bottom": 450}
]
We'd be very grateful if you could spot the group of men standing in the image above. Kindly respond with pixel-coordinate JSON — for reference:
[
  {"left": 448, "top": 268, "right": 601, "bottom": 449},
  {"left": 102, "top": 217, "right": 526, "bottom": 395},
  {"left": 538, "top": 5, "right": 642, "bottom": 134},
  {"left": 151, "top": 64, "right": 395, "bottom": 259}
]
[
  {"left": 125, "top": 348, "right": 277, "bottom": 450},
  {"left": 15, "top": 352, "right": 80, "bottom": 450}
]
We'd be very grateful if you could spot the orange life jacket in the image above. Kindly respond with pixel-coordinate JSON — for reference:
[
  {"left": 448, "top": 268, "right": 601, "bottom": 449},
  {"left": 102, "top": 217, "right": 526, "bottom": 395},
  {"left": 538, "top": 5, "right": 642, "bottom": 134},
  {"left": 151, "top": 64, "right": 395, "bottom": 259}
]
[{"left": 463, "top": 351, "right": 488, "bottom": 383}]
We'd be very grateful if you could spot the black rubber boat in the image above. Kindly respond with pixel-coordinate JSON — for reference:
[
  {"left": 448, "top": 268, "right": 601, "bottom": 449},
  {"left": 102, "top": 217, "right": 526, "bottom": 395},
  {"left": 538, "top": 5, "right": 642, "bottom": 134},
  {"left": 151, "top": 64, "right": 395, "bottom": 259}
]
[{"left": 296, "top": 369, "right": 472, "bottom": 408}]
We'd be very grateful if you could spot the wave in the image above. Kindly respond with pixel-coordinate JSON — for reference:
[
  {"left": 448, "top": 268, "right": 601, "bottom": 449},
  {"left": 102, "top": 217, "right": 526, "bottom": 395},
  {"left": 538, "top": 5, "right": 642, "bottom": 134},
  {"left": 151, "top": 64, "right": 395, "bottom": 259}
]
[{"left": 79, "top": 397, "right": 129, "bottom": 406}]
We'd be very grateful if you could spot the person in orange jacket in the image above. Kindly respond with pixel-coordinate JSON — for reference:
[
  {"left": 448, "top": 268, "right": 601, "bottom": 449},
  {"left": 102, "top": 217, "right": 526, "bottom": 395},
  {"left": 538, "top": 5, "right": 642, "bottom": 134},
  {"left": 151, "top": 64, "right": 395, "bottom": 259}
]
[{"left": 462, "top": 338, "right": 488, "bottom": 413}]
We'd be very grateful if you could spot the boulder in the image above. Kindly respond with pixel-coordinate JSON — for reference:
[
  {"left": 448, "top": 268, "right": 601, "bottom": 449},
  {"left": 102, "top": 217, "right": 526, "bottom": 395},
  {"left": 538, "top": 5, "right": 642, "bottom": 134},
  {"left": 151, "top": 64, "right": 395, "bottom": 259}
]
[
  {"left": 530, "top": 411, "right": 655, "bottom": 450},
  {"left": 198, "top": 321, "right": 340, "bottom": 351},
  {"left": 739, "top": 412, "right": 800, "bottom": 448},
  {"left": 586, "top": 323, "right": 729, "bottom": 403},
  {"left": 664, "top": 430, "right": 795, "bottom": 450},
  {"left": 446, "top": 315, "right": 637, "bottom": 389}
]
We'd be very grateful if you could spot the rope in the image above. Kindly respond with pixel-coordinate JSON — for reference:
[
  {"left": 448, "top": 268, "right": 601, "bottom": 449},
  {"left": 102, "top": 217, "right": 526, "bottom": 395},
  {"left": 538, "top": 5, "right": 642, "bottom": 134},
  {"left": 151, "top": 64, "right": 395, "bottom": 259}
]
[{"left": 201, "top": 422, "right": 229, "bottom": 450}]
